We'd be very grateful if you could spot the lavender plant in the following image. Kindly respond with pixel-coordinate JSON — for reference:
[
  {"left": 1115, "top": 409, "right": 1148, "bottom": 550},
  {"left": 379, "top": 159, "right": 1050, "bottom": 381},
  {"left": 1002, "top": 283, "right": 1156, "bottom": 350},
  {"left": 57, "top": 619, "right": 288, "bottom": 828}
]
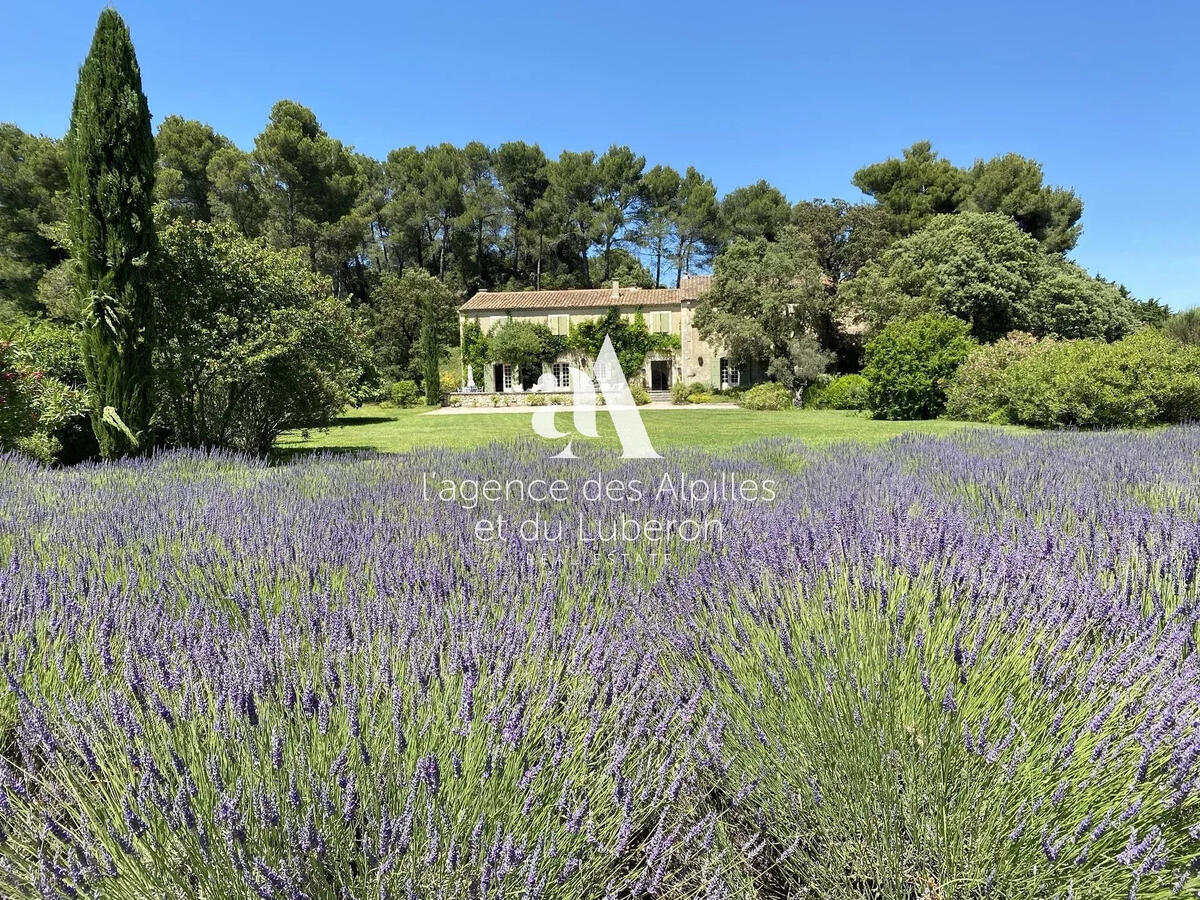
[{"left": 0, "top": 429, "right": 1196, "bottom": 898}]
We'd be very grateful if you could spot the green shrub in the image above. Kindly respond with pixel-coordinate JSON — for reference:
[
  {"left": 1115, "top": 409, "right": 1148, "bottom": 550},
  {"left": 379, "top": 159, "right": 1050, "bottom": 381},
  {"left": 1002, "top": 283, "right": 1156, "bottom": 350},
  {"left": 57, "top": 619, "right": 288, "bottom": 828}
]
[
  {"left": 15, "top": 323, "right": 85, "bottom": 384},
  {"left": 948, "top": 329, "right": 1200, "bottom": 428},
  {"left": 740, "top": 382, "right": 793, "bottom": 410},
  {"left": 686, "top": 391, "right": 713, "bottom": 404},
  {"left": 802, "top": 377, "right": 830, "bottom": 408},
  {"left": 389, "top": 379, "right": 421, "bottom": 408},
  {"left": 863, "top": 313, "right": 976, "bottom": 419},
  {"left": 808, "top": 374, "right": 871, "bottom": 410},
  {"left": 3, "top": 324, "right": 95, "bottom": 463},
  {"left": 154, "top": 222, "right": 372, "bottom": 455},
  {"left": 1004, "top": 329, "right": 1200, "bottom": 428},
  {"left": 0, "top": 333, "right": 91, "bottom": 464},
  {"left": 629, "top": 384, "right": 651, "bottom": 406},
  {"left": 1019, "top": 260, "right": 1139, "bottom": 341},
  {"left": 711, "top": 385, "right": 746, "bottom": 399},
  {"left": 998, "top": 340, "right": 1101, "bottom": 427},
  {"left": 13, "top": 431, "right": 60, "bottom": 465},
  {"left": 460, "top": 319, "right": 489, "bottom": 376},
  {"left": 671, "top": 381, "right": 710, "bottom": 405},
  {"left": 945, "top": 332, "right": 1057, "bottom": 424},
  {"left": 0, "top": 339, "right": 42, "bottom": 455}
]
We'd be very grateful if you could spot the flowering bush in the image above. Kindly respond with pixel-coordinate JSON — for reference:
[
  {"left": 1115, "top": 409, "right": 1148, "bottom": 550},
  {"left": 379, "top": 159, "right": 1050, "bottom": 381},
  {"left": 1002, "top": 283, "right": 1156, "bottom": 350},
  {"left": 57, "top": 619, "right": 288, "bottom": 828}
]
[
  {"left": 0, "top": 333, "right": 89, "bottom": 464},
  {"left": 0, "top": 431, "right": 1198, "bottom": 897}
]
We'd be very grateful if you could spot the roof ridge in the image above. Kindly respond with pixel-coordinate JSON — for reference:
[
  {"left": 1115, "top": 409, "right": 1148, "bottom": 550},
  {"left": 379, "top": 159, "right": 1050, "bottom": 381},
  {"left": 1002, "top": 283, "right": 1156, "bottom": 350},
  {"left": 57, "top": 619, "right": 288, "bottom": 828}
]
[{"left": 459, "top": 279, "right": 710, "bottom": 312}]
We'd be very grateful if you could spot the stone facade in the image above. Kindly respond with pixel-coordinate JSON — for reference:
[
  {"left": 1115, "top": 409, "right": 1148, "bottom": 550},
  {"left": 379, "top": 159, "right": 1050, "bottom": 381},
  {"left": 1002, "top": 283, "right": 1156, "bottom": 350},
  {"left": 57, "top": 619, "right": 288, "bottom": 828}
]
[
  {"left": 446, "top": 391, "right": 582, "bottom": 408},
  {"left": 458, "top": 276, "right": 757, "bottom": 394}
]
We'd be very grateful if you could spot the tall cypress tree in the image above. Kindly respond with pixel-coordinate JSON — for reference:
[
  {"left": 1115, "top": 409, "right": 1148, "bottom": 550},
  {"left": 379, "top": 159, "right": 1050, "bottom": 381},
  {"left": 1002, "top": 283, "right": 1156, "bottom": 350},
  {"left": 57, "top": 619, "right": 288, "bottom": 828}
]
[
  {"left": 421, "top": 293, "right": 442, "bottom": 406},
  {"left": 67, "top": 9, "right": 156, "bottom": 457}
]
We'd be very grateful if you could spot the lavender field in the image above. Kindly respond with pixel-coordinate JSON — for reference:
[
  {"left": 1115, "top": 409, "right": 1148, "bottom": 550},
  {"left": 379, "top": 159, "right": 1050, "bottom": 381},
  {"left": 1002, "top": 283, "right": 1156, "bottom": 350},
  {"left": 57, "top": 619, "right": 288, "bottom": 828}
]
[{"left": 0, "top": 429, "right": 1198, "bottom": 899}]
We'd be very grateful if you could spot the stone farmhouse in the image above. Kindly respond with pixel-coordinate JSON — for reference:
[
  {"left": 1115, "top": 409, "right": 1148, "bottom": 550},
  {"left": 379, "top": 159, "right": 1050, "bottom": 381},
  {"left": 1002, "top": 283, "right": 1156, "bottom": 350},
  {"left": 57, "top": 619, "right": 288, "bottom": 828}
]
[{"left": 457, "top": 275, "right": 764, "bottom": 397}]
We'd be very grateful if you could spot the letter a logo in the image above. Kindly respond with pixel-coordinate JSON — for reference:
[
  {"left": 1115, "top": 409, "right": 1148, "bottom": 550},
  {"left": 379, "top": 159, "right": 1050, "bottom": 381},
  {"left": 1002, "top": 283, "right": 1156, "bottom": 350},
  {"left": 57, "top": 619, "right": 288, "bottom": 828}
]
[{"left": 531, "top": 336, "right": 660, "bottom": 459}]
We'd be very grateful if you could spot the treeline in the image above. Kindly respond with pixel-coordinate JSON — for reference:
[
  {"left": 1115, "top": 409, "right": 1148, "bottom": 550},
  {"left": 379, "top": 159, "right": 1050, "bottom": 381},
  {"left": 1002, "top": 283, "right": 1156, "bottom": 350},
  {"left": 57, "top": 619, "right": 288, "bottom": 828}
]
[
  {"left": 0, "top": 100, "right": 1149, "bottom": 326},
  {"left": 2, "top": 102, "right": 724, "bottom": 319},
  {"left": 0, "top": 8, "right": 1181, "bottom": 465},
  {"left": 1, "top": 13, "right": 378, "bottom": 463}
]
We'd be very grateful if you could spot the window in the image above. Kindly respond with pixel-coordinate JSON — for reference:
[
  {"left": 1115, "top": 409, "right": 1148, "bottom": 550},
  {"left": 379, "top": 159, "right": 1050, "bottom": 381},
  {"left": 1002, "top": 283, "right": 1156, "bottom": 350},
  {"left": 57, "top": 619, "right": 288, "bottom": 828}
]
[
  {"left": 720, "top": 358, "right": 741, "bottom": 387},
  {"left": 502, "top": 364, "right": 513, "bottom": 391},
  {"left": 548, "top": 314, "right": 570, "bottom": 336},
  {"left": 552, "top": 362, "right": 570, "bottom": 389},
  {"left": 649, "top": 311, "right": 672, "bottom": 334}
]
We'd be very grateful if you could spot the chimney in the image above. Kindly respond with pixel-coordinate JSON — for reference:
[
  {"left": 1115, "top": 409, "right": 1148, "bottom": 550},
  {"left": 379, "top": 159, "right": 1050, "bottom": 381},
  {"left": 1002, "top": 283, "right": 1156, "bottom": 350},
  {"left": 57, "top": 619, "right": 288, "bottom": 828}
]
[{"left": 611, "top": 280, "right": 619, "bottom": 300}]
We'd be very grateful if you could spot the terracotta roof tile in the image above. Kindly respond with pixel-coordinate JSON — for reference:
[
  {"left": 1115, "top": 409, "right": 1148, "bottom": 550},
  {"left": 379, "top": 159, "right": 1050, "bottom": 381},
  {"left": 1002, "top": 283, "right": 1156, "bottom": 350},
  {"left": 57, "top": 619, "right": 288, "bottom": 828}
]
[
  {"left": 679, "top": 275, "right": 713, "bottom": 299},
  {"left": 461, "top": 287, "right": 682, "bottom": 312},
  {"left": 460, "top": 277, "right": 713, "bottom": 313}
]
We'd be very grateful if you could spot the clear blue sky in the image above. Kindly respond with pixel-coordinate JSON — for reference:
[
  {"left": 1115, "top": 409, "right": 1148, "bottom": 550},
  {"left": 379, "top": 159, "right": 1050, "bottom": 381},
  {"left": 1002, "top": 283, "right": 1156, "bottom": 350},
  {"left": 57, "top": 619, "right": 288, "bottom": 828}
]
[{"left": 2, "top": 1, "right": 1197, "bottom": 308}]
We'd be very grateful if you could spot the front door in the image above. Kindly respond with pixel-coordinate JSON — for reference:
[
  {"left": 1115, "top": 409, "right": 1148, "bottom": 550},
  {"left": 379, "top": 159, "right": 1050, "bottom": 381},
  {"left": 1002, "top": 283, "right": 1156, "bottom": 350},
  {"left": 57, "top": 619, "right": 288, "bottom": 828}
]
[
  {"left": 493, "top": 363, "right": 506, "bottom": 392},
  {"left": 650, "top": 360, "right": 671, "bottom": 391}
]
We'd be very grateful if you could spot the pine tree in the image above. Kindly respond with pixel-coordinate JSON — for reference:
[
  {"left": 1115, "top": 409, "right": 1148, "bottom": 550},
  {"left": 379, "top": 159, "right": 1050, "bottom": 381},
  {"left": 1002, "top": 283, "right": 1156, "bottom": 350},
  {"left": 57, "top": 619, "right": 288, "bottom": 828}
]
[{"left": 67, "top": 9, "right": 157, "bottom": 457}]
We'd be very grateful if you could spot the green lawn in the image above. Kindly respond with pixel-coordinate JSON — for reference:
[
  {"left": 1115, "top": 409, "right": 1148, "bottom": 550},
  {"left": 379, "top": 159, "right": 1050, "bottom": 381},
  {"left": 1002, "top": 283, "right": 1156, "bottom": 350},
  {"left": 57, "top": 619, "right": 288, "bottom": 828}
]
[{"left": 277, "top": 404, "right": 1014, "bottom": 456}]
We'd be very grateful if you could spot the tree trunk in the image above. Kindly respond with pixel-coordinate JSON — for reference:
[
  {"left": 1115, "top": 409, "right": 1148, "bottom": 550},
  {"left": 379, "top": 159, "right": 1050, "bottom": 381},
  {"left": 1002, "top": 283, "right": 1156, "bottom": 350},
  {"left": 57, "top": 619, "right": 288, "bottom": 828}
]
[
  {"left": 512, "top": 215, "right": 522, "bottom": 282},
  {"left": 287, "top": 190, "right": 297, "bottom": 247},
  {"left": 476, "top": 220, "right": 485, "bottom": 287},
  {"left": 438, "top": 221, "right": 449, "bottom": 280},
  {"left": 579, "top": 230, "right": 591, "bottom": 287},
  {"left": 375, "top": 221, "right": 390, "bottom": 270}
]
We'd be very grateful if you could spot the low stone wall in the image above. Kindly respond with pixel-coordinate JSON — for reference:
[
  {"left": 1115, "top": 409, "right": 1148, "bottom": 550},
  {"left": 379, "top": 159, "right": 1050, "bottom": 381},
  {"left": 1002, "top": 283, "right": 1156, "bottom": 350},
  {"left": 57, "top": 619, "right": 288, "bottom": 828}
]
[{"left": 447, "top": 391, "right": 601, "bottom": 408}]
